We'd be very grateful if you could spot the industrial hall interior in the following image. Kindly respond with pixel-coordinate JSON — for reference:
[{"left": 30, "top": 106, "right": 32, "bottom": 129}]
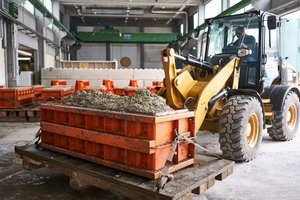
[{"left": 0, "top": 0, "right": 300, "bottom": 200}]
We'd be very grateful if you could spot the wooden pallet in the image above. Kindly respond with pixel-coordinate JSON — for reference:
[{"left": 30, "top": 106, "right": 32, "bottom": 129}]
[
  {"left": 15, "top": 145, "right": 234, "bottom": 200},
  {"left": 0, "top": 105, "right": 40, "bottom": 122}
]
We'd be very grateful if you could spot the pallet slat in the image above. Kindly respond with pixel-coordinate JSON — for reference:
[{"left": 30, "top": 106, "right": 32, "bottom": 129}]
[{"left": 15, "top": 145, "right": 234, "bottom": 200}]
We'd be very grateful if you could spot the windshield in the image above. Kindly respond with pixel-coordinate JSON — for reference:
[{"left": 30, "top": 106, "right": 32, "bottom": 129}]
[{"left": 205, "top": 13, "right": 260, "bottom": 62}]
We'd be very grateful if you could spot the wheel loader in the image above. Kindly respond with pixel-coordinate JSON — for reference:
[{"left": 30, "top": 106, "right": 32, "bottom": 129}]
[{"left": 159, "top": 11, "right": 300, "bottom": 162}]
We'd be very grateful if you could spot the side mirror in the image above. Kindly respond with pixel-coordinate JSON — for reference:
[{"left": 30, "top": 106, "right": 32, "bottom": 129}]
[{"left": 267, "top": 16, "right": 277, "bottom": 30}]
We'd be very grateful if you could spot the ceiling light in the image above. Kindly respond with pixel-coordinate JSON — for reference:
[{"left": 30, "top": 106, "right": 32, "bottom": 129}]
[
  {"left": 17, "top": 50, "right": 32, "bottom": 57},
  {"left": 18, "top": 57, "right": 31, "bottom": 61}
]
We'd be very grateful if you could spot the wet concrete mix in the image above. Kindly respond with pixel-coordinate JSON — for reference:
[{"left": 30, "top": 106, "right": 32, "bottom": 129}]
[{"left": 61, "top": 90, "right": 173, "bottom": 114}]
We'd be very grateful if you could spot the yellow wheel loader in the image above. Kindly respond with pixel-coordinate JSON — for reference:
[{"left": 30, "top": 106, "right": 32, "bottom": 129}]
[{"left": 159, "top": 11, "right": 300, "bottom": 162}]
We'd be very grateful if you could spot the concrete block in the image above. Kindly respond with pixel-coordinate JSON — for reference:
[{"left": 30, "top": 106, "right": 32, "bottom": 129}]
[
  {"left": 89, "top": 80, "right": 102, "bottom": 87},
  {"left": 41, "top": 79, "right": 51, "bottom": 87},
  {"left": 137, "top": 80, "right": 144, "bottom": 88},
  {"left": 133, "top": 69, "right": 155, "bottom": 80},
  {"left": 108, "top": 69, "right": 134, "bottom": 80},
  {"left": 114, "top": 80, "right": 130, "bottom": 88},
  {"left": 143, "top": 80, "right": 154, "bottom": 87}
]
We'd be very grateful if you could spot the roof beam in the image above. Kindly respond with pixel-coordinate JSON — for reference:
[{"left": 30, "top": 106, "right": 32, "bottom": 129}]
[{"left": 57, "top": 0, "right": 200, "bottom": 7}]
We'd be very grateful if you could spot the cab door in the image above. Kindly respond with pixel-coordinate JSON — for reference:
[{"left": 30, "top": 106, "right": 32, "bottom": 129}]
[{"left": 279, "top": 18, "right": 300, "bottom": 86}]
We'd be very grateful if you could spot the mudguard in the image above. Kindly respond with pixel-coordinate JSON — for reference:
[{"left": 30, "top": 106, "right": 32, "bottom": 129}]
[{"left": 263, "top": 85, "right": 300, "bottom": 111}]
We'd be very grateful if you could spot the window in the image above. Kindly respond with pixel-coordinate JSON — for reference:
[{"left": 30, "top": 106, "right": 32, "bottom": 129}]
[
  {"left": 205, "top": 14, "right": 259, "bottom": 62},
  {"left": 44, "top": 0, "right": 52, "bottom": 13},
  {"left": 229, "top": 0, "right": 241, "bottom": 7},
  {"left": 229, "top": 0, "right": 253, "bottom": 14},
  {"left": 193, "top": 12, "right": 199, "bottom": 29},
  {"left": 43, "top": 0, "right": 53, "bottom": 29},
  {"left": 284, "top": 10, "right": 300, "bottom": 19},
  {"left": 24, "top": 0, "right": 34, "bottom": 15},
  {"left": 180, "top": 24, "right": 184, "bottom": 35},
  {"left": 205, "top": 0, "right": 221, "bottom": 19}
]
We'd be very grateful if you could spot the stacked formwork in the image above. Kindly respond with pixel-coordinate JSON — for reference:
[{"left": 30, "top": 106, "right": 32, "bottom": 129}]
[{"left": 0, "top": 87, "right": 34, "bottom": 108}]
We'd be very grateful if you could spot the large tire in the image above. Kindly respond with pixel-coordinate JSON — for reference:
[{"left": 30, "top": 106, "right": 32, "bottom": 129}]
[
  {"left": 219, "top": 95, "right": 263, "bottom": 162},
  {"left": 268, "top": 91, "right": 300, "bottom": 141}
]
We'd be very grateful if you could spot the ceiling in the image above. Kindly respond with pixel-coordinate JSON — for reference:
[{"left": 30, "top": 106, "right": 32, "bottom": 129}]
[{"left": 59, "top": 0, "right": 201, "bottom": 23}]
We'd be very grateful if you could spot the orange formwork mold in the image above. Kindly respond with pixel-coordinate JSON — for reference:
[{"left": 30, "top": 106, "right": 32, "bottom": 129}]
[
  {"left": 129, "top": 80, "right": 138, "bottom": 88},
  {"left": 40, "top": 86, "right": 73, "bottom": 102},
  {"left": 0, "top": 87, "right": 34, "bottom": 108},
  {"left": 0, "top": 85, "right": 8, "bottom": 88},
  {"left": 75, "top": 80, "right": 90, "bottom": 91},
  {"left": 40, "top": 104, "right": 195, "bottom": 179},
  {"left": 103, "top": 80, "right": 114, "bottom": 90},
  {"left": 51, "top": 80, "right": 67, "bottom": 86},
  {"left": 32, "top": 85, "right": 45, "bottom": 98},
  {"left": 82, "top": 87, "right": 107, "bottom": 93},
  {"left": 124, "top": 87, "right": 138, "bottom": 96},
  {"left": 113, "top": 88, "right": 125, "bottom": 95}
]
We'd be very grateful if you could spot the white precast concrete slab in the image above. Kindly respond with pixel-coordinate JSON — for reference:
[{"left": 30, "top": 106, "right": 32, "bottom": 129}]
[
  {"left": 41, "top": 79, "right": 51, "bottom": 86},
  {"left": 45, "top": 54, "right": 55, "bottom": 68},
  {"left": 19, "top": 71, "right": 33, "bottom": 86},
  {"left": 133, "top": 69, "right": 164, "bottom": 80}
]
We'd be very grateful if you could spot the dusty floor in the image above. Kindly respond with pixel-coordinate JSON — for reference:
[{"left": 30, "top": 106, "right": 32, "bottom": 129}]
[{"left": 0, "top": 122, "right": 299, "bottom": 200}]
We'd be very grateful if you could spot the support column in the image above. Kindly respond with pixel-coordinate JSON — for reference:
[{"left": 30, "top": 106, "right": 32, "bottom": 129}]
[
  {"left": 52, "top": 0, "right": 61, "bottom": 68},
  {"left": 139, "top": 26, "right": 144, "bottom": 69},
  {"left": 106, "top": 42, "right": 111, "bottom": 61},
  {"left": 70, "top": 18, "right": 77, "bottom": 60},
  {"left": 188, "top": 14, "right": 194, "bottom": 32},
  {"left": 6, "top": 23, "right": 18, "bottom": 86},
  {"left": 36, "top": 21, "right": 46, "bottom": 84}
]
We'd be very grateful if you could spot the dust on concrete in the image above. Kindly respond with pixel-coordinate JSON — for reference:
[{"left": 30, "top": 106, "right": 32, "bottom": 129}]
[{"left": 61, "top": 89, "right": 173, "bottom": 114}]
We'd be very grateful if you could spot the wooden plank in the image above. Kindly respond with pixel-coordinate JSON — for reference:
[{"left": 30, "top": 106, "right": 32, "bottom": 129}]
[
  {"left": 0, "top": 111, "right": 7, "bottom": 117},
  {"left": 215, "top": 165, "right": 233, "bottom": 181},
  {"left": 192, "top": 178, "right": 215, "bottom": 195},
  {"left": 27, "top": 111, "right": 35, "bottom": 117},
  {"left": 19, "top": 111, "right": 26, "bottom": 117},
  {"left": 15, "top": 145, "right": 234, "bottom": 200}
]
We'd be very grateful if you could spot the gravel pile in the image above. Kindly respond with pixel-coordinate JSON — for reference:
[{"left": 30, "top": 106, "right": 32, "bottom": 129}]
[{"left": 61, "top": 90, "right": 173, "bottom": 114}]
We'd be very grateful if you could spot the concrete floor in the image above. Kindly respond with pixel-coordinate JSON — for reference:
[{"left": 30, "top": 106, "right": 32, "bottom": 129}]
[{"left": 0, "top": 122, "right": 299, "bottom": 200}]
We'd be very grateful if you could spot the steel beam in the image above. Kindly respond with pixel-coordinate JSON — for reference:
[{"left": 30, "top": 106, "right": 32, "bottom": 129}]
[
  {"left": 70, "top": 16, "right": 178, "bottom": 27},
  {"left": 75, "top": 31, "right": 178, "bottom": 43}
]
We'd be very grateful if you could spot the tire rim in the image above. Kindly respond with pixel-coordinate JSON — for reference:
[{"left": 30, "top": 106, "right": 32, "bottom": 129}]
[
  {"left": 246, "top": 113, "right": 259, "bottom": 148},
  {"left": 287, "top": 104, "right": 297, "bottom": 129}
]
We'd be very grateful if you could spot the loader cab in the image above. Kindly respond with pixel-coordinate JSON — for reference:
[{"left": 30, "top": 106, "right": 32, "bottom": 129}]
[{"left": 204, "top": 11, "right": 293, "bottom": 93}]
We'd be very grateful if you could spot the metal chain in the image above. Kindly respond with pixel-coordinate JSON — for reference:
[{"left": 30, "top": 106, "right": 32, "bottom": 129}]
[{"left": 156, "top": 129, "right": 229, "bottom": 191}]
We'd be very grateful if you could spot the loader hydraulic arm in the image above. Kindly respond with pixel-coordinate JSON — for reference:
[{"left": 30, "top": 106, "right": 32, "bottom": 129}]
[{"left": 161, "top": 48, "right": 240, "bottom": 132}]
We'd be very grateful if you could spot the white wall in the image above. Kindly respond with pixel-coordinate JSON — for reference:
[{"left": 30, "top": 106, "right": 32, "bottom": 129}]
[
  {"left": 111, "top": 43, "right": 140, "bottom": 68},
  {"left": 144, "top": 44, "right": 167, "bottom": 68},
  {"left": 17, "top": 31, "right": 38, "bottom": 50},
  {"left": 77, "top": 43, "right": 106, "bottom": 60},
  {"left": 0, "top": 39, "right": 5, "bottom": 85},
  {"left": 18, "top": 8, "right": 36, "bottom": 30}
]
